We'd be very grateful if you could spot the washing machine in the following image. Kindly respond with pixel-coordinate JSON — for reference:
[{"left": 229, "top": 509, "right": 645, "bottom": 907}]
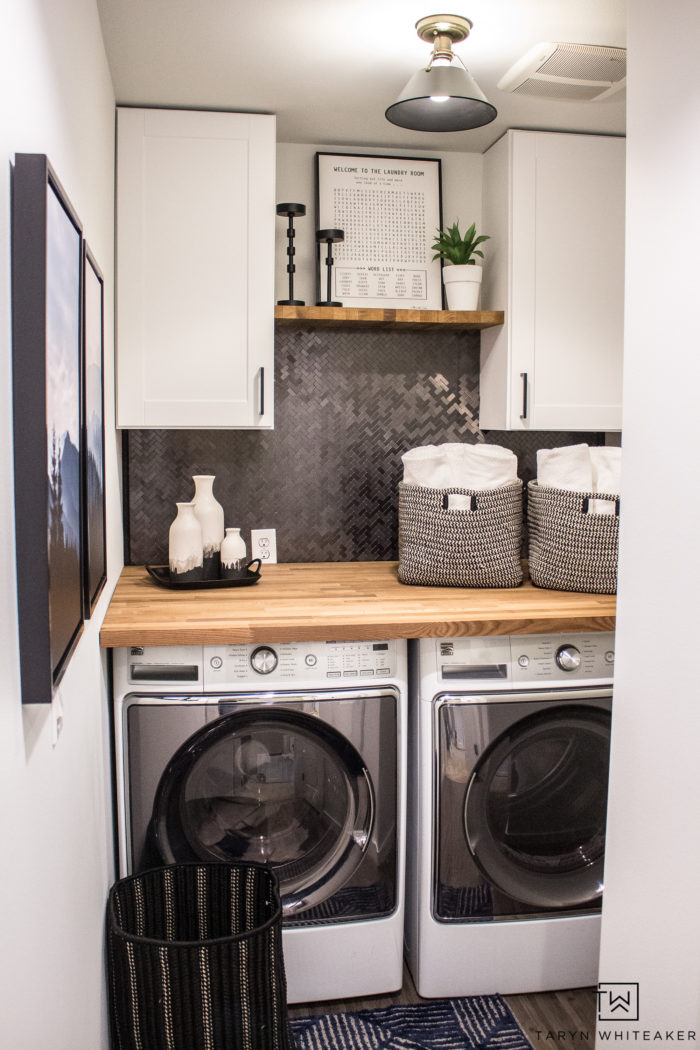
[
  {"left": 112, "top": 639, "right": 407, "bottom": 1004},
  {"left": 405, "top": 631, "right": 614, "bottom": 997}
]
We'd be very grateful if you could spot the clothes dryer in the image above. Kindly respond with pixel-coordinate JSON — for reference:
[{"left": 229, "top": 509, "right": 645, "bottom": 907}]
[
  {"left": 405, "top": 632, "right": 614, "bottom": 996},
  {"left": 113, "top": 640, "right": 407, "bottom": 1004}
]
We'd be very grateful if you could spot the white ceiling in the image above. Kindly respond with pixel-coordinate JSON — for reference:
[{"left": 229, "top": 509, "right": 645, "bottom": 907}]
[{"left": 95, "top": 0, "right": 626, "bottom": 154}]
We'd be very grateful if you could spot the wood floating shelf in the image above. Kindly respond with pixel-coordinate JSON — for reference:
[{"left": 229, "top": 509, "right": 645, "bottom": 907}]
[{"left": 274, "top": 305, "right": 504, "bottom": 331}]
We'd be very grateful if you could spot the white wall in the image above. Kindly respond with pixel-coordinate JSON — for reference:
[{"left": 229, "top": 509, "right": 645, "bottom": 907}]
[
  {"left": 0, "top": 3, "right": 120, "bottom": 1048},
  {"left": 275, "top": 142, "right": 482, "bottom": 305},
  {"left": 598, "top": 0, "right": 700, "bottom": 1033}
]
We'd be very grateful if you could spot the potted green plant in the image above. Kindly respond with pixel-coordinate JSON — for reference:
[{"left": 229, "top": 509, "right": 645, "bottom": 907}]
[{"left": 431, "top": 220, "right": 490, "bottom": 310}]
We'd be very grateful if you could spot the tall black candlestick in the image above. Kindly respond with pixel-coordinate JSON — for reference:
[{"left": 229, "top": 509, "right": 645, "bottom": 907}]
[
  {"left": 316, "top": 228, "right": 344, "bottom": 307},
  {"left": 276, "top": 203, "right": 306, "bottom": 305}
]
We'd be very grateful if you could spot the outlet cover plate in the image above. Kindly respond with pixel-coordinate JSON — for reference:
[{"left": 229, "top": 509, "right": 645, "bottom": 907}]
[{"left": 251, "top": 528, "right": 277, "bottom": 563}]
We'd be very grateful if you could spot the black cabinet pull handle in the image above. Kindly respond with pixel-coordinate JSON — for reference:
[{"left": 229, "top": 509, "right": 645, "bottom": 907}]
[
  {"left": 259, "top": 366, "right": 265, "bottom": 416},
  {"left": 520, "top": 372, "right": 528, "bottom": 420}
]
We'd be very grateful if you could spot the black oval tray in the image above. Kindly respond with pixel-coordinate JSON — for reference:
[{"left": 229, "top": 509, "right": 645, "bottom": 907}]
[{"left": 146, "top": 559, "right": 262, "bottom": 590}]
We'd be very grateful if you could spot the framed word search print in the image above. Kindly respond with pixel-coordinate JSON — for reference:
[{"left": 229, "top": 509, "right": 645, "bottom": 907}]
[{"left": 315, "top": 152, "right": 443, "bottom": 309}]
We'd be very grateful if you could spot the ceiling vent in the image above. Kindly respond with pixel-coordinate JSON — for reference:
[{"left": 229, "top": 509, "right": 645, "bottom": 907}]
[{"left": 498, "top": 42, "right": 626, "bottom": 102}]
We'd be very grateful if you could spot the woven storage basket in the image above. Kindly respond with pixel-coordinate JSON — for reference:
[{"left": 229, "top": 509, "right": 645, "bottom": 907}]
[
  {"left": 107, "top": 862, "right": 293, "bottom": 1050},
  {"left": 397, "top": 480, "right": 523, "bottom": 588},
  {"left": 527, "top": 480, "right": 619, "bottom": 594}
]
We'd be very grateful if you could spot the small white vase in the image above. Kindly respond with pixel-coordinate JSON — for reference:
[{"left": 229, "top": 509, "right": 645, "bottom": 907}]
[
  {"left": 220, "top": 527, "right": 247, "bottom": 580},
  {"left": 192, "top": 475, "right": 225, "bottom": 579},
  {"left": 168, "top": 502, "right": 203, "bottom": 581},
  {"left": 443, "top": 264, "right": 483, "bottom": 310}
]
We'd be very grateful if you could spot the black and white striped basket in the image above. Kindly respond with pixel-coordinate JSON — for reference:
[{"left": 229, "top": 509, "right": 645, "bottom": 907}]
[
  {"left": 107, "top": 862, "right": 293, "bottom": 1050},
  {"left": 397, "top": 481, "right": 523, "bottom": 588},
  {"left": 527, "top": 480, "right": 619, "bottom": 594}
]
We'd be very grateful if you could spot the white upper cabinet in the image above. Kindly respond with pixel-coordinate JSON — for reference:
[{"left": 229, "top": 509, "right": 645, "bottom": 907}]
[
  {"left": 116, "top": 108, "right": 275, "bottom": 428},
  {"left": 480, "top": 130, "right": 625, "bottom": 431}
]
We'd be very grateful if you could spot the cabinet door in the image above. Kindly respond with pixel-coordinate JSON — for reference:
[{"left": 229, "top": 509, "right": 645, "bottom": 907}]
[
  {"left": 481, "top": 131, "right": 625, "bottom": 431},
  {"left": 117, "top": 108, "right": 275, "bottom": 428}
]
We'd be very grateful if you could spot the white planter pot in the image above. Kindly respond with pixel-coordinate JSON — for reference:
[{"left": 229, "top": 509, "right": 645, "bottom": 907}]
[{"left": 442, "top": 264, "right": 483, "bottom": 310}]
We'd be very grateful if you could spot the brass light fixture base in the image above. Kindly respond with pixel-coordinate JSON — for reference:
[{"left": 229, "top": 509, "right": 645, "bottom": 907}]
[
  {"left": 415, "top": 14, "right": 473, "bottom": 46},
  {"left": 415, "top": 15, "right": 473, "bottom": 67}
]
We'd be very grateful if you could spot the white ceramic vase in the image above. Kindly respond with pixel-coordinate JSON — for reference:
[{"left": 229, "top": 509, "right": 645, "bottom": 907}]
[
  {"left": 442, "top": 264, "right": 483, "bottom": 310},
  {"left": 220, "top": 527, "right": 247, "bottom": 580},
  {"left": 168, "top": 502, "right": 203, "bottom": 581},
  {"left": 192, "top": 474, "right": 225, "bottom": 579}
]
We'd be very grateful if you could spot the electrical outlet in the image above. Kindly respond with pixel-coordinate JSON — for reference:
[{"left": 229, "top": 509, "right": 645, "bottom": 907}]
[
  {"left": 251, "top": 528, "right": 278, "bottom": 563},
  {"left": 51, "top": 688, "right": 65, "bottom": 748}
]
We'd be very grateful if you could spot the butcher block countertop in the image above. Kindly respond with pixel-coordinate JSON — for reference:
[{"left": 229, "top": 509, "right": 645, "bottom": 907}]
[{"left": 99, "top": 562, "right": 616, "bottom": 648}]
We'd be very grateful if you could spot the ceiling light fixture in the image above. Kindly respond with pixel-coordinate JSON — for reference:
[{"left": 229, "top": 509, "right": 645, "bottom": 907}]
[{"left": 385, "top": 14, "right": 497, "bottom": 132}]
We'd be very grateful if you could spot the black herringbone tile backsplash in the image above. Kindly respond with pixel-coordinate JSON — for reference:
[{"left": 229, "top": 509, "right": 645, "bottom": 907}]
[{"left": 124, "top": 327, "right": 601, "bottom": 564}]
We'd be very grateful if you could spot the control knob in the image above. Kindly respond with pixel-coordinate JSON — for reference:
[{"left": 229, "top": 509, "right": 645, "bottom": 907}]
[
  {"left": 555, "top": 644, "right": 581, "bottom": 672},
  {"left": 250, "top": 646, "right": 278, "bottom": 675}
]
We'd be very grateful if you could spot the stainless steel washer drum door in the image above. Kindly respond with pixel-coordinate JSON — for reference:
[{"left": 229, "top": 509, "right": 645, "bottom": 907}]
[
  {"left": 150, "top": 708, "right": 374, "bottom": 915},
  {"left": 463, "top": 704, "right": 610, "bottom": 908}
]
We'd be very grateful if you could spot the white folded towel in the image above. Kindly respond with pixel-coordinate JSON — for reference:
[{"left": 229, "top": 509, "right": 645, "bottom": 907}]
[
  {"left": 590, "top": 446, "right": 621, "bottom": 495},
  {"left": 443, "top": 443, "right": 518, "bottom": 491},
  {"left": 402, "top": 442, "right": 518, "bottom": 491},
  {"left": 537, "top": 444, "right": 622, "bottom": 516},
  {"left": 589, "top": 446, "right": 621, "bottom": 515},
  {"left": 401, "top": 445, "right": 454, "bottom": 488},
  {"left": 537, "top": 444, "right": 593, "bottom": 492}
]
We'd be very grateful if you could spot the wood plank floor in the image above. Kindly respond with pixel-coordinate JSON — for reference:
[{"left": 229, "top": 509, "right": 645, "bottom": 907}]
[
  {"left": 506, "top": 986, "right": 596, "bottom": 1044},
  {"left": 288, "top": 967, "right": 597, "bottom": 1047}
]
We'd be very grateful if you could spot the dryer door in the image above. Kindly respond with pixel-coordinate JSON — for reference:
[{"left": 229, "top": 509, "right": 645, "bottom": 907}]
[
  {"left": 150, "top": 707, "right": 375, "bottom": 916},
  {"left": 463, "top": 704, "right": 610, "bottom": 909},
  {"left": 435, "top": 694, "right": 611, "bottom": 920}
]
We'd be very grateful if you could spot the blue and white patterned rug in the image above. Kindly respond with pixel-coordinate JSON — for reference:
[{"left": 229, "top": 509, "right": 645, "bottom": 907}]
[{"left": 289, "top": 995, "right": 531, "bottom": 1050}]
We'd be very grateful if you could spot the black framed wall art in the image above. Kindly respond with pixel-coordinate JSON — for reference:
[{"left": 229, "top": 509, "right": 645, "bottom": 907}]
[
  {"left": 82, "top": 244, "right": 107, "bottom": 615},
  {"left": 315, "top": 152, "right": 443, "bottom": 309},
  {"left": 12, "top": 153, "right": 85, "bottom": 703}
]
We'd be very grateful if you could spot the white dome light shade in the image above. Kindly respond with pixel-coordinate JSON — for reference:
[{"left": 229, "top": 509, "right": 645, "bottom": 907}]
[{"left": 386, "top": 64, "right": 497, "bottom": 131}]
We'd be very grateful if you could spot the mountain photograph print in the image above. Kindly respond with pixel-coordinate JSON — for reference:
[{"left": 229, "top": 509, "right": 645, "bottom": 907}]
[
  {"left": 83, "top": 246, "right": 106, "bottom": 614},
  {"left": 12, "top": 154, "right": 84, "bottom": 703},
  {"left": 46, "top": 178, "right": 84, "bottom": 673}
]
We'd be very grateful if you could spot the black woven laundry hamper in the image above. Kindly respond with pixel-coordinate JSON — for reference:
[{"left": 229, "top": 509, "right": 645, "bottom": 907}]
[{"left": 107, "top": 862, "right": 293, "bottom": 1050}]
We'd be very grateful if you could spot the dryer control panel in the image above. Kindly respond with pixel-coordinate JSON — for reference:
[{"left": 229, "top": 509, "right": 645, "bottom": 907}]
[
  {"left": 509, "top": 632, "right": 615, "bottom": 683},
  {"left": 431, "top": 631, "right": 615, "bottom": 689}
]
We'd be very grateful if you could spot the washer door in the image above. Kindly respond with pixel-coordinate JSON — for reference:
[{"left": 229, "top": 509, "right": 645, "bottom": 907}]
[
  {"left": 464, "top": 704, "right": 610, "bottom": 909},
  {"left": 150, "top": 708, "right": 375, "bottom": 915}
]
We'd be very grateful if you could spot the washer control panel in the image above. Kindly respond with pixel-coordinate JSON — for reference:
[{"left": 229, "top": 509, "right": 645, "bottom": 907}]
[{"left": 203, "top": 639, "right": 398, "bottom": 686}]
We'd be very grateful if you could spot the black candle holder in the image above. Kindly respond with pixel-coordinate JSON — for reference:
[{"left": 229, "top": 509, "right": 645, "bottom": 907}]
[
  {"left": 276, "top": 202, "right": 306, "bottom": 305},
  {"left": 316, "top": 228, "right": 344, "bottom": 307}
]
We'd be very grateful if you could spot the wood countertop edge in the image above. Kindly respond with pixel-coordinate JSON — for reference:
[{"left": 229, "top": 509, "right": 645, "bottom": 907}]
[
  {"left": 100, "top": 563, "right": 616, "bottom": 648},
  {"left": 100, "top": 616, "right": 616, "bottom": 648}
]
